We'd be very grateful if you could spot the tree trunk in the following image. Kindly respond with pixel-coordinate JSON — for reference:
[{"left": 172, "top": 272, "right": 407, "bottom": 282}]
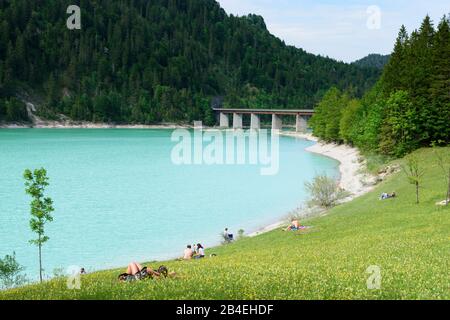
[
  {"left": 38, "top": 236, "right": 42, "bottom": 283},
  {"left": 416, "top": 182, "right": 419, "bottom": 204},
  {"left": 447, "top": 168, "right": 450, "bottom": 205}
]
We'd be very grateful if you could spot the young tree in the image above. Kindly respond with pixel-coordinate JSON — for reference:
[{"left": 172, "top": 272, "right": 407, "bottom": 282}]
[
  {"left": 24, "top": 168, "right": 54, "bottom": 283},
  {"left": 305, "top": 174, "right": 349, "bottom": 208},
  {"left": 0, "top": 252, "right": 27, "bottom": 289},
  {"left": 403, "top": 156, "right": 425, "bottom": 204}
]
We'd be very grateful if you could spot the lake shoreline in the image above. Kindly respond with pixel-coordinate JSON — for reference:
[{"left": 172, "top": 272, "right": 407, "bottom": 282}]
[
  {"left": 248, "top": 131, "right": 376, "bottom": 237},
  {"left": 0, "top": 122, "right": 192, "bottom": 129}
]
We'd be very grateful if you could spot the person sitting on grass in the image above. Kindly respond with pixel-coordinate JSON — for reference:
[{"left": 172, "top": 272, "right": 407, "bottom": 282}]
[
  {"left": 223, "top": 228, "right": 233, "bottom": 242},
  {"left": 183, "top": 245, "right": 194, "bottom": 260},
  {"left": 285, "top": 219, "right": 306, "bottom": 231},
  {"left": 194, "top": 243, "right": 205, "bottom": 259}
]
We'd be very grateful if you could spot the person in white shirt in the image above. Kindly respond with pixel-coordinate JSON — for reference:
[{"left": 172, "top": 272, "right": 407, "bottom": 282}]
[{"left": 194, "top": 243, "right": 205, "bottom": 259}]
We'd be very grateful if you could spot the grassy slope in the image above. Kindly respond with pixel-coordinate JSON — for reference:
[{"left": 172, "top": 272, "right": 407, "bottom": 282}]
[{"left": 1, "top": 147, "right": 449, "bottom": 300}]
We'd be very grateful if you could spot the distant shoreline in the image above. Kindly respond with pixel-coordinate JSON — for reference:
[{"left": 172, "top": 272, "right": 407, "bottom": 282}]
[{"left": 0, "top": 122, "right": 192, "bottom": 129}]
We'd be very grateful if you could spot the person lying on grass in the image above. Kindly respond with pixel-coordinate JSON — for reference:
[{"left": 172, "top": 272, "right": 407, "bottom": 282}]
[
  {"left": 284, "top": 219, "right": 307, "bottom": 231},
  {"left": 118, "top": 262, "right": 175, "bottom": 282},
  {"left": 380, "top": 192, "right": 396, "bottom": 200}
]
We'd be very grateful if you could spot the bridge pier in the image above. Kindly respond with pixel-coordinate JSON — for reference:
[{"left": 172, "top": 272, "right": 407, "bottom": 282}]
[
  {"left": 219, "top": 113, "right": 229, "bottom": 128},
  {"left": 272, "top": 114, "right": 282, "bottom": 131},
  {"left": 233, "top": 113, "right": 243, "bottom": 129},
  {"left": 296, "top": 114, "right": 308, "bottom": 133},
  {"left": 250, "top": 113, "right": 260, "bottom": 130}
]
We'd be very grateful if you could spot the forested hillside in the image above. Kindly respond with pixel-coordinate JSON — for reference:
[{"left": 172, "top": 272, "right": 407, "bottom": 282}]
[
  {"left": 311, "top": 16, "right": 450, "bottom": 157},
  {"left": 0, "top": 0, "right": 381, "bottom": 124},
  {"left": 353, "top": 54, "right": 390, "bottom": 69}
]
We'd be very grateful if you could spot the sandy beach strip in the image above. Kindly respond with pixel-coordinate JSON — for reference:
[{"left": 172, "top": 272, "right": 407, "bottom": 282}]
[{"left": 281, "top": 132, "right": 374, "bottom": 197}]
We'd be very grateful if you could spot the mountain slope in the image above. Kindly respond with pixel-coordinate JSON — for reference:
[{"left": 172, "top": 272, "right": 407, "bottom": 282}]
[
  {"left": 353, "top": 54, "right": 391, "bottom": 69},
  {"left": 0, "top": 0, "right": 382, "bottom": 124}
]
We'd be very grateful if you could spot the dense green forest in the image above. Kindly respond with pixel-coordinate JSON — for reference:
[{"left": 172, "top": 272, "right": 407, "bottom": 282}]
[
  {"left": 0, "top": 0, "right": 381, "bottom": 124},
  {"left": 310, "top": 15, "right": 450, "bottom": 157},
  {"left": 352, "top": 54, "right": 390, "bottom": 69}
]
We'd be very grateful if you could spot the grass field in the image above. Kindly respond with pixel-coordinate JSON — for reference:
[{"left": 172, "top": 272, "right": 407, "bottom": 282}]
[{"left": 1, "top": 147, "right": 449, "bottom": 300}]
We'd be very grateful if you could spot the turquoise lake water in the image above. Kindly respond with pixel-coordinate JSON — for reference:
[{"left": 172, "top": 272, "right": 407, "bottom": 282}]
[{"left": 0, "top": 129, "right": 338, "bottom": 280}]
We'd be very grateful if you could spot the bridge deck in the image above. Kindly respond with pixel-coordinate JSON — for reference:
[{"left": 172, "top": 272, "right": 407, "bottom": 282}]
[{"left": 212, "top": 108, "right": 314, "bottom": 116}]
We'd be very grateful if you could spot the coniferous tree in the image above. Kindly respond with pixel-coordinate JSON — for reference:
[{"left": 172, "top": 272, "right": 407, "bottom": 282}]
[
  {"left": 382, "top": 25, "right": 409, "bottom": 92},
  {"left": 312, "top": 15, "right": 449, "bottom": 157},
  {"left": 429, "top": 16, "right": 450, "bottom": 143}
]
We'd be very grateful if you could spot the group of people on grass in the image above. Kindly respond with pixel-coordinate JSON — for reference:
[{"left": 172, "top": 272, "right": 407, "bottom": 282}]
[
  {"left": 117, "top": 220, "right": 318, "bottom": 283},
  {"left": 118, "top": 228, "right": 237, "bottom": 282},
  {"left": 183, "top": 243, "right": 206, "bottom": 260},
  {"left": 101, "top": 187, "right": 403, "bottom": 283},
  {"left": 121, "top": 195, "right": 401, "bottom": 281},
  {"left": 118, "top": 243, "right": 207, "bottom": 282},
  {"left": 118, "top": 241, "right": 210, "bottom": 282},
  {"left": 116, "top": 217, "right": 327, "bottom": 282}
]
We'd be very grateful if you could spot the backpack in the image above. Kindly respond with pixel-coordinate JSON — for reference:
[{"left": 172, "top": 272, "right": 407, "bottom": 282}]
[{"left": 158, "top": 265, "right": 168, "bottom": 277}]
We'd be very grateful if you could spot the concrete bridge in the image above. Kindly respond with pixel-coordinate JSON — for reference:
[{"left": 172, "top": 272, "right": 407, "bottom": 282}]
[{"left": 212, "top": 108, "right": 315, "bottom": 132}]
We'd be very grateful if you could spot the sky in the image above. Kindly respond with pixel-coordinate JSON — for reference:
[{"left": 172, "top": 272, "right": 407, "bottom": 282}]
[{"left": 217, "top": 0, "right": 449, "bottom": 62}]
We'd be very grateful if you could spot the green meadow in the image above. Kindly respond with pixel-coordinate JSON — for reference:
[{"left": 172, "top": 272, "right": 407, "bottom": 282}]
[{"left": 1, "top": 147, "right": 449, "bottom": 300}]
